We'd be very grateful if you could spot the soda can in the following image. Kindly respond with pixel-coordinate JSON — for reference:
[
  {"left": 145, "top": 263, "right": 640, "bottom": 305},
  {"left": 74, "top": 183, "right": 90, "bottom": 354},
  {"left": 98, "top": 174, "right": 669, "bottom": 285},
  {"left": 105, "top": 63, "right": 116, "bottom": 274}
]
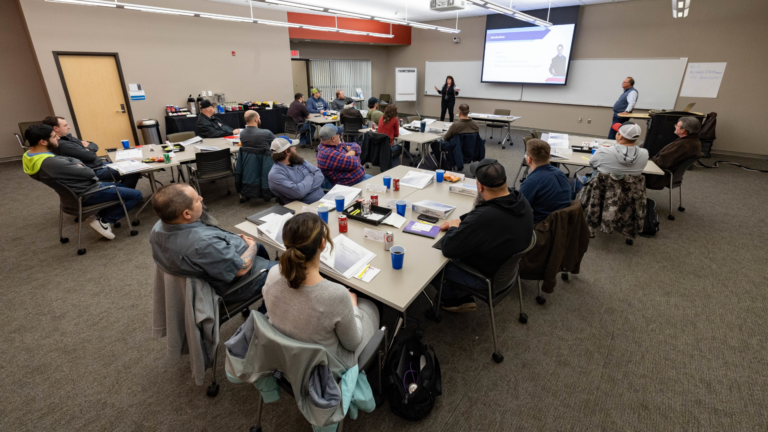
[
  {"left": 362, "top": 199, "right": 372, "bottom": 216},
  {"left": 393, "top": 178, "right": 400, "bottom": 191},
  {"left": 163, "top": 153, "right": 171, "bottom": 164},
  {"left": 370, "top": 194, "right": 378, "bottom": 207},
  {"left": 384, "top": 231, "right": 394, "bottom": 251},
  {"left": 338, "top": 215, "right": 348, "bottom": 233}
]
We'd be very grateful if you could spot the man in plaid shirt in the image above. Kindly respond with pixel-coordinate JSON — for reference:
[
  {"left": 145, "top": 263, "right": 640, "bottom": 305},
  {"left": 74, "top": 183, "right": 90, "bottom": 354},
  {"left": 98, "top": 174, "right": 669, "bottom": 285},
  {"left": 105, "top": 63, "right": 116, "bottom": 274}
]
[{"left": 316, "top": 125, "right": 372, "bottom": 186}]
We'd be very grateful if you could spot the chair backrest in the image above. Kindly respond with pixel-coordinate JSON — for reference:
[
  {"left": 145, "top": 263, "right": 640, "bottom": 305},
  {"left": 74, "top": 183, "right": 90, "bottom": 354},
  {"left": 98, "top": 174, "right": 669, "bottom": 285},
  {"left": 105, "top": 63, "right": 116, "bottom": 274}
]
[
  {"left": 18, "top": 121, "right": 43, "bottom": 141},
  {"left": 405, "top": 116, "right": 420, "bottom": 124},
  {"left": 284, "top": 115, "right": 298, "bottom": 134},
  {"left": 670, "top": 157, "right": 698, "bottom": 186},
  {"left": 341, "top": 116, "right": 364, "bottom": 133},
  {"left": 530, "top": 130, "right": 539, "bottom": 139},
  {"left": 379, "top": 94, "right": 392, "bottom": 103},
  {"left": 41, "top": 180, "right": 82, "bottom": 214},
  {"left": 523, "top": 136, "right": 533, "bottom": 145},
  {"left": 494, "top": 109, "right": 511, "bottom": 116},
  {"left": 15, "top": 133, "right": 27, "bottom": 150},
  {"left": 195, "top": 148, "right": 233, "bottom": 177},
  {"left": 492, "top": 232, "right": 537, "bottom": 293},
  {"left": 167, "top": 131, "right": 195, "bottom": 142}
]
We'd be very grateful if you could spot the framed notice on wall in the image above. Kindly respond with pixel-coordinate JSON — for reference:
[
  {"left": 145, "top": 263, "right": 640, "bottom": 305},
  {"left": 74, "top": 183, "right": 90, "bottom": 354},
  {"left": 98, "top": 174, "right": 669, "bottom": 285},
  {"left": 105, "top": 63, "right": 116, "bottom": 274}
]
[{"left": 395, "top": 68, "right": 417, "bottom": 102}]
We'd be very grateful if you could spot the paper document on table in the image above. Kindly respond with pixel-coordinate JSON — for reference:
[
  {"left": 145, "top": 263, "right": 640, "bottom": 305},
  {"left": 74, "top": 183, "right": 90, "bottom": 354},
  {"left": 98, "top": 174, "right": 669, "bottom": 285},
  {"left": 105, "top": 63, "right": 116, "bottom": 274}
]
[
  {"left": 363, "top": 228, "right": 385, "bottom": 242},
  {"left": 385, "top": 199, "right": 411, "bottom": 209},
  {"left": 366, "top": 184, "right": 387, "bottom": 193},
  {"left": 115, "top": 149, "right": 142, "bottom": 161},
  {"left": 399, "top": 127, "right": 411, "bottom": 136},
  {"left": 256, "top": 213, "right": 292, "bottom": 250},
  {"left": 381, "top": 213, "right": 406, "bottom": 228},
  {"left": 364, "top": 213, "right": 385, "bottom": 222},
  {"left": 106, "top": 160, "right": 150, "bottom": 174},
  {"left": 320, "top": 185, "right": 362, "bottom": 209},
  {"left": 355, "top": 266, "right": 380, "bottom": 283},
  {"left": 180, "top": 136, "right": 203, "bottom": 146},
  {"left": 409, "top": 121, "right": 420, "bottom": 128},
  {"left": 360, "top": 110, "right": 368, "bottom": 117},
  {"left": 195, "top": 145, "right": 221, "bottom": 152},
  {"left": 400, "top": 171, "right": 434, "bottom": 189},
  {"left": 258, "top": 213, "right": 282, "bottom": 224},
  {"left": 320, "top": 235, "right": 376, "bottom": 279},
  {"left": 423, "top": 119, "right": 436, "bottom": 125},
  {"left": 410, "top": 222, "right": 434, "bottom": 233},
  {"left": 547, "top": 133, "right": 570, "bottom": 150},
  {"left": 550, "top": 149, "right": 573, "bottom": 160}
]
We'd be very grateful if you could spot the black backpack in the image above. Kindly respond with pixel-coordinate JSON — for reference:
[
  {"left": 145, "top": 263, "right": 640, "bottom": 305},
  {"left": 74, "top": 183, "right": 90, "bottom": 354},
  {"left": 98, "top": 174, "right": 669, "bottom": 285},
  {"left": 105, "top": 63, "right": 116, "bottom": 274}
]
[
  {"left": 640, "top": 198, "right": 660, "bottom": 237},
  {"left": 385, "top": 335, "right": 442, "bottom": 421}
]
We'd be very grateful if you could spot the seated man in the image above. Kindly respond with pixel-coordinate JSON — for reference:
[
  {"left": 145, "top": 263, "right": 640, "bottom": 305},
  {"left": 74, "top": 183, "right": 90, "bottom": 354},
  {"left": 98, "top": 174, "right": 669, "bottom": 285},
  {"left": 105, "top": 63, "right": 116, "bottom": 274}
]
[
  {"left": 268, "top": 137, "right": 327, "bottom": 204},
  {"left": 240, "top": 110, "right": 276, "bottom": 150},
  {"left": 196, "top": 99, "right": 241, "bottom": 138},
  {"left": 43, "top": 116, "right": 140, "bottom": 189},
  {"left": 645, "top": 116, "right": 703, "bottom": 190},
  {"left": 149, "top": 183, "right": 277, "bottom": 303},
  {"left": 339, "top": 99, "right": 363, "bottom": 123},
  {"left": 437, "top": 159, "right": 533, "bottom": 312},
  {"left": 306, "top": 88, "right": 328, "bottom": 114},
  {"left": 442, "top": 103, "right": 479, "bottom": 142},
  {"left": 519, "top": 139, "right": 572, "bottom": 223},
  {"left": 330, "top": 90, "right": 347, "bottom": 111},
  {"left": 22, "top": 124, "right": 143, "bottom": 240},
  {"left": 287, "top": 92, "right": 313, "bottom": 147},
  {"left": 589, "top": 122, "right": 648, "bottom": 176},
  {"left": 365, "top": 97, "right": 383, "bottom": 126},
  {"left": 316, "top": 125, "right": 372, "bottom": 186}
]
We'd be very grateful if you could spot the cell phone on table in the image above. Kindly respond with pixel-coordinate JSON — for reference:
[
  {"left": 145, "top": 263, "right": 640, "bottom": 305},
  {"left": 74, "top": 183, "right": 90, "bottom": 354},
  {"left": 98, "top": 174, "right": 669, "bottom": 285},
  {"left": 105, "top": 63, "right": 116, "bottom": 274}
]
[{"left": 418, "top": 214, "right": 439, "bottom": 224}]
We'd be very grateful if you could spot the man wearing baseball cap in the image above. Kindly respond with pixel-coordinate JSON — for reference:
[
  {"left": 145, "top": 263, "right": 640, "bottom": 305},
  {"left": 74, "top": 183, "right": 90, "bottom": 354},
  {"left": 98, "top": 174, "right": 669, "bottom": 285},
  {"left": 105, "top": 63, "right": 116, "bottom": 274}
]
[
  {"left": 316, "top": 125, "right": 371, "bottom": 186},
  {"left": 590, "top": 122, "right": 649, "bottom": 176},
  {"left": 267, "top": 136, "right": 327, "bottom": 204},
  {"left": 437, "top": 159, "right": 534, "bottom": 312},
  {"left": 196, "top": 99, "right": 241, "bottom": 138},
  {"left": 306, "top": 88, "right": 328, "bottom": 114},
  {"left": 366, "top": 97, "right": 383, "bottom": 125}
]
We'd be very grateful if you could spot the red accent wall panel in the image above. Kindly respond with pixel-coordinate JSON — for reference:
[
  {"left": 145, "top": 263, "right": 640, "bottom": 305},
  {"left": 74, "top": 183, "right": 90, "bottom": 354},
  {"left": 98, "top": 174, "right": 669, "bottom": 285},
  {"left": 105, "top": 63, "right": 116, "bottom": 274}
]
[{"left": 287, "top": 12, "right": 411, "bottom": 45}]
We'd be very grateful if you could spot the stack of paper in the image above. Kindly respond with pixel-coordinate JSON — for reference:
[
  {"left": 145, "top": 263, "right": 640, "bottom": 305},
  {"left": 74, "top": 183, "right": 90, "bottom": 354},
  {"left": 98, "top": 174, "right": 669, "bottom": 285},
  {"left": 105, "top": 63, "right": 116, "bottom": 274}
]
[
  {"left": 550, "top": 148, "right": 573, "bottom": 160},
  {"left": 255, "top": 213, "right": 292, "bottom": 250},
  {"left": 106, "top": 160, "right": 150, "bottom": 175},
  {"left": 400, "top": 171, "right": 434, "bottom": 190},
  {"left": 195, "top": 145, "right": 221, "bottom": 152},
  {"left": 399, "top": 127, "right": 412, "bottom": 136},
  {"left": 115, "top": 149, "right": 142, "bottom": 161},
  {"left": 547, "top": 133, "right": 570, "bottom": 150},
  {"left": 180, "top": 136, "right": 203, "bottom": 146},
  {"left": 320, "top": 235, "right": 376, "bottom": 279},
  {"left": 320, "top": 185, "right": 362, "bottom": 210}
]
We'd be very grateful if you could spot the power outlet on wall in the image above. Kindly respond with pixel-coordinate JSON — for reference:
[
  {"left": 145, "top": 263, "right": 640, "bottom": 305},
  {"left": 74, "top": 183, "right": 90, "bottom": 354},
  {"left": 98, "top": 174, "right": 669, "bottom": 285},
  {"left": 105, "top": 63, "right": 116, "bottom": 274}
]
[
  {"left": 578, "top": 118, "right": 582, "bottom": 123},
  {"left": 588, "top": 119, "right": 592, "bottom": 124}
]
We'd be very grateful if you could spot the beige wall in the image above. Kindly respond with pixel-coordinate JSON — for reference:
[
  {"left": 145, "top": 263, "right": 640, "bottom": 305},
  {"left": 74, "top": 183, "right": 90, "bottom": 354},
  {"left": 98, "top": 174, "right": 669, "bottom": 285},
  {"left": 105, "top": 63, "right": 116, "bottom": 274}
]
[
  {"left": 19, "top": 0, "right": 295, "bottom": 143},
  {"left": 385, "top": 0, "right": 768, "bottom": 156},
  {"left": 0, "top": 0, "right": 51, "bottom": 159},
  {"left": 288, "top": 42, "right": 389, "bottom": 102}
]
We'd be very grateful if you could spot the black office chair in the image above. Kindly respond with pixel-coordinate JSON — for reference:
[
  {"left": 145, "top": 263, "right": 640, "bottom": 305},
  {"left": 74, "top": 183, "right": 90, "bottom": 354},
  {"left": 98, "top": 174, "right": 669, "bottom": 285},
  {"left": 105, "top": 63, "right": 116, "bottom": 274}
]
[
  {"left": 340, "top": 116, "right": 365, "bottom": 143},
  {"left": 513, "top": 133, "right": 537, "bottom": 186},
  {"left": 484, "top": 109, "right": 511, "bottom": 147},
  {"left": 42, "top": 180, "right": 138, "bottom": 255},
  {"left": 15, "top": 133, "right": 27, "bottom": 150},
  {"left": 662, "top": 157, "right": 699, "bottom": 221},
  {"left": 188, "top": 149, "right": 236, "bottom": 197},
  {"left": 426, "top": 232, "right": 536, "bottom": 363},
  {"left": 284, "top": 115, "right": 311, "bottom": 148}
]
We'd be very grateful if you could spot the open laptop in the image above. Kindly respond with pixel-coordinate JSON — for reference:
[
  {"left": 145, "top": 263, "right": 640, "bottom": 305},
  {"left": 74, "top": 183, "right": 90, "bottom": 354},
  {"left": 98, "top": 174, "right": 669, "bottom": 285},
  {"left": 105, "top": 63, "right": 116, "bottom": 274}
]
[{"left": 682, "top": 103, "right": 696, "bottom": 112}]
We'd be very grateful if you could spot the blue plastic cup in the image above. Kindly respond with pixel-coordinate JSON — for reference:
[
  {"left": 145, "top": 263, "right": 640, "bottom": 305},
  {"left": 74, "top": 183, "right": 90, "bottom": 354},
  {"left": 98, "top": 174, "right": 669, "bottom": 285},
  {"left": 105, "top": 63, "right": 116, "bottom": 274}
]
[
  {"left": 390, "top": 246, "right": 405, "bottom": 270},
  {"left": 383, "top": 175, "right": 391, "bottom": 189},
  {"left": 436, "top": 169, "right": 445, "bottom": 183},
  {"left": 396, "top": 200, "right": 407, "bottom": 217},
  {"left": 317, "top": 206, "right": 329, "bottom": 223},
  {"left": 591, "top": 148, "right": 596, "bottom": 155},
  {"left": 121, "top": 140, "right": 130, "bottom": 149},
  {"left": 335, "top": 195, "right": 345, "bottom": 212}
]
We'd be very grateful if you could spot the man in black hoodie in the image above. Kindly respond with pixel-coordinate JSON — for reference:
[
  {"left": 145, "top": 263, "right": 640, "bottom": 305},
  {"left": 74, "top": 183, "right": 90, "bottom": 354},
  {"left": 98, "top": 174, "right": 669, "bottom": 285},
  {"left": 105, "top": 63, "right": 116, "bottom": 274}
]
[
  {"left": 43, "top": 116, "right": 140, "bottom": 189},
  {"left": 438, "top": 159, "right": 534, "bottom": 312}
]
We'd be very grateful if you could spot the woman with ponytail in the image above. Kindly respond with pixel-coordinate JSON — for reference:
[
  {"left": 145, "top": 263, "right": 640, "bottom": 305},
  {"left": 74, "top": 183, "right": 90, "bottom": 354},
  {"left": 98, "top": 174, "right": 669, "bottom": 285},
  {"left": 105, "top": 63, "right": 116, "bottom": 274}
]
[{"left": 263, "top": 213, "right": 380, "bottom": 367}]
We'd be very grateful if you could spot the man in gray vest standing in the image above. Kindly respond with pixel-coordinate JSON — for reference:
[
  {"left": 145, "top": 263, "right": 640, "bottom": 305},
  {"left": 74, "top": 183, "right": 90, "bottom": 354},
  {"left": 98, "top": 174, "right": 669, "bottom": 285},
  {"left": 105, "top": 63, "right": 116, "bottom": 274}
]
[{"left": 608, "top": 77, "right": 638, "bottom": 139}]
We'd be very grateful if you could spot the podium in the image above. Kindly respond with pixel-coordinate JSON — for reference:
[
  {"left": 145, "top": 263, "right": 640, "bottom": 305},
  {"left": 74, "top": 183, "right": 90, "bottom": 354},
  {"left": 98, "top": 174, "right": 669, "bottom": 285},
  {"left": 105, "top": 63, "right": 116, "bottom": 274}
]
[{"left": 620, "top": 111, "right": 706, "bottom": 158}]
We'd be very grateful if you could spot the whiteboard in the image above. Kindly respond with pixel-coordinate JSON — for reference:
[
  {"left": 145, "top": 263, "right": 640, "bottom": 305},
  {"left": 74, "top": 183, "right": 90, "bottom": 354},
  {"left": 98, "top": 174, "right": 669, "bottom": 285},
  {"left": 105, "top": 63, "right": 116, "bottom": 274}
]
[
  {"left": 679, "top": 62, "right": 727, "bottom": 98},
  {"left": 395, "top": 68, "right": 418, "bottom": 102},
  {"left": 521, "top": 58, "right": 688, "bottom": 110},
  {"left": 425, "top": 61, "right": 522, "bottom": 101}
]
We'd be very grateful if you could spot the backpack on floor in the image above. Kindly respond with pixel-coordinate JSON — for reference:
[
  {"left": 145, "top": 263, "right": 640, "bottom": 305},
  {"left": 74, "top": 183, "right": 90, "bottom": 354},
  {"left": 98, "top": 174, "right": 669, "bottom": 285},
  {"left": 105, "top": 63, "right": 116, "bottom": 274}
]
[
  {"left": 385, "top": 335, "right": 442, "bottom": 421},
  {"left": 640, "top": 198, "right": 660, "bottom": 237}
]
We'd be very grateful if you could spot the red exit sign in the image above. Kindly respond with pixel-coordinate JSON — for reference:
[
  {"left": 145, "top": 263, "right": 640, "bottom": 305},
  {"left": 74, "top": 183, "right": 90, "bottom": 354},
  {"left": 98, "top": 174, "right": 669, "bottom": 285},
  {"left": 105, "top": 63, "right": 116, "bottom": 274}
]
[{"left": 290, "top": 50, "right": 300, "bottom": 59}]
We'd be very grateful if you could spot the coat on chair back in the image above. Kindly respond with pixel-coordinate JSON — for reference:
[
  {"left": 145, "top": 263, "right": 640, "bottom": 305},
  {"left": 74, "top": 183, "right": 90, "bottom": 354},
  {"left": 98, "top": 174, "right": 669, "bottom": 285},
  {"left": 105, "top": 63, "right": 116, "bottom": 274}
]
[
  {"left": 235, "top": 147, "right": 274, "bottom": 200},
  {"left": 577, "top": 172, "right": 647, "bottom": 239},
  {"left": 360, "top": 131, "right": 395, "bottom": 172}
]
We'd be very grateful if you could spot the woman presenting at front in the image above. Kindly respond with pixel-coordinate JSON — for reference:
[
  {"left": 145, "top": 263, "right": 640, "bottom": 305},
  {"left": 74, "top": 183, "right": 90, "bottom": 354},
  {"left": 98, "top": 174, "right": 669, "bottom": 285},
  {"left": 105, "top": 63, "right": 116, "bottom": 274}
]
[
  {"left": 434, "top": 75, "right": 460, "bottom": 122},
  {"left": 262, "top": 213, "right": 380, "bottom": 368}
]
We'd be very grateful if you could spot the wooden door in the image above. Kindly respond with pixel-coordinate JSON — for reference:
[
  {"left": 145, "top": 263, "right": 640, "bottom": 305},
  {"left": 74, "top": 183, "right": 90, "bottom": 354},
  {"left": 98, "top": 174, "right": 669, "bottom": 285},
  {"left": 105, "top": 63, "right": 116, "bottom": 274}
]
[
  {"left": 56, "top": 54, "right": 137, "bottom": 155},
  {"left": 291, "top": 60, "right": 309, "bottom": 99}
]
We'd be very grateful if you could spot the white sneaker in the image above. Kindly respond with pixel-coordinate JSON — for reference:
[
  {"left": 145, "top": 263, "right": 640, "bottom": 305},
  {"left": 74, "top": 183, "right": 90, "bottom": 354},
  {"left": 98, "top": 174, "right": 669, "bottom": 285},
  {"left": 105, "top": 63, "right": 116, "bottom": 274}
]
[{"left": 87, "top": 215, "right": 115, "bottom": 240}]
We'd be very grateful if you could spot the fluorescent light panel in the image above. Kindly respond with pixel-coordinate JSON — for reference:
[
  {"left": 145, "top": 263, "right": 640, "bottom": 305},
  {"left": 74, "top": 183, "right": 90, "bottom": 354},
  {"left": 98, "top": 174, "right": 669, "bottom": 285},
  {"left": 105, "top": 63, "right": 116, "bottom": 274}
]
[{"left": 465, "top": 0, "right": 552, "bottom": 27}]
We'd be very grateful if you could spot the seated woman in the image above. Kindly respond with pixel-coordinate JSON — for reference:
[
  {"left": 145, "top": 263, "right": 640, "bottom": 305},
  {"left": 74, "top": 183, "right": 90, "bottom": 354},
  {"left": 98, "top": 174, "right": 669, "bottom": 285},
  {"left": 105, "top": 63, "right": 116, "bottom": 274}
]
[
  {"left": 263, "top": 213, "right": 380, "bottom": 368},
  {"left": 377, "top": 105, "right": 403, "bottom": 164}
]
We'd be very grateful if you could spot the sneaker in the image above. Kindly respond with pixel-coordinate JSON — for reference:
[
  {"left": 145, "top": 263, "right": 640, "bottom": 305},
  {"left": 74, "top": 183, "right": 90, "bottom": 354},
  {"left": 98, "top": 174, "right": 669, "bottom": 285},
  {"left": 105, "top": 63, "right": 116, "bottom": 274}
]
[
  {"left": 87, "top": 215, "right": 115, "bottom": 240},
  {"left": 441, "top": 296, "right": 477, "bottom": 313}
]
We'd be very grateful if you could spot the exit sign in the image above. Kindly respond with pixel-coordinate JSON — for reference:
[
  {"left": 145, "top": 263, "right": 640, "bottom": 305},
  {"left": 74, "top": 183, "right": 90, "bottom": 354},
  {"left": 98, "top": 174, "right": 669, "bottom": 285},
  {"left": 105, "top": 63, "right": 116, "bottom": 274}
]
[{"left": 290, "top": 50, "right": 300, "bottom": 59}]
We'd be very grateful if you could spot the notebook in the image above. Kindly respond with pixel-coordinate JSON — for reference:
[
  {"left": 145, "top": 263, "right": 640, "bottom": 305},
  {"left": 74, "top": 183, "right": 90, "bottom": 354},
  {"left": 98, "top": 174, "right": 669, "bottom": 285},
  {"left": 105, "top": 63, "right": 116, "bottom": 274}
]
[
  {"left": 246, "top": 205, "right": 295, "bottom": 225},
  {"left": 403, "top": 221, "right": 441, "bottom": 239}
]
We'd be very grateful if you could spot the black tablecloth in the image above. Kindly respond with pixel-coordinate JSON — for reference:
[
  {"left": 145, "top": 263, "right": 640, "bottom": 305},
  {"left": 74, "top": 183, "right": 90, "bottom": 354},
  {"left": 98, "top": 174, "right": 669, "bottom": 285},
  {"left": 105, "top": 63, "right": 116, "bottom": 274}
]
[{"left": 164, "top": 107, "right": 288, "bottom": 139}]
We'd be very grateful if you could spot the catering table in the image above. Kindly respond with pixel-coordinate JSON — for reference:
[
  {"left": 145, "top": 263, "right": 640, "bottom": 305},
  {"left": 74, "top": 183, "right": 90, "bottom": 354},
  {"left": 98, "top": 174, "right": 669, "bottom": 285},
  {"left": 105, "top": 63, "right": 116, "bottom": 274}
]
[{"left": 164, "top": 107, "right": 288, "bottom": 139}]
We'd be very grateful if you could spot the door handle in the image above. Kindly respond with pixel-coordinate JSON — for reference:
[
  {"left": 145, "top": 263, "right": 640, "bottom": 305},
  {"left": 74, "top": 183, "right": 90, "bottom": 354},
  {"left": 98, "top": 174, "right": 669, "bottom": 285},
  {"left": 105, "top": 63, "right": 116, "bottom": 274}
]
[{"left": 117, "top": 103, "right": 126, "bottom": 113}]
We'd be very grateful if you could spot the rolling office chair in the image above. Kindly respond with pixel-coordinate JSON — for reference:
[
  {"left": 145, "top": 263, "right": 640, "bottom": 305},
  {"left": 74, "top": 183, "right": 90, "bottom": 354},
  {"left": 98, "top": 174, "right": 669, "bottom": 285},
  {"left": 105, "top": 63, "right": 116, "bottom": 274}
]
[
  {"left": 662, "top": 157, "right": 699, "bottom": 221},
  {"left": 426, "top": 232, "right": 537, "bottom": 363},
  {"left": 188, "top": 148, "right": 236, "bottom": 197},
  {"left": 484, "top": 109, "right": 511, "bottom": 147},
  {"left": 340, "top": 116, "right": 365, "bottom": 144},
  {"left": 165, "top": 132, "right": 196, "bottom": 182},
  {"left": 284, "top": 115, "right": 311, "bottom": 149}
]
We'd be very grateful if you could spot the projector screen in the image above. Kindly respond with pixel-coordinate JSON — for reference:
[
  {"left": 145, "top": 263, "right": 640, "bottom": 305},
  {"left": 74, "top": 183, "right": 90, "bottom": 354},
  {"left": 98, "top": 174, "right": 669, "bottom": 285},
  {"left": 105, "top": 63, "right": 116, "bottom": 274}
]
[{"left": 481, "top": 6, "right": 580, "bottom": 86}]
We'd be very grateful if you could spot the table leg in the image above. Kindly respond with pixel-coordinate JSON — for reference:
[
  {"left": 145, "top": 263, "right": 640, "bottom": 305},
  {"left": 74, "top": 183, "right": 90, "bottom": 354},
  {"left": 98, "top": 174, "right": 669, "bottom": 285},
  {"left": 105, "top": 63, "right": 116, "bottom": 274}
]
[
  {"left": 131, "top": 171, "right": 158, "bottom": 226},
  {"left": 500, "top": 122, "right": 512, "bottom": 149}
]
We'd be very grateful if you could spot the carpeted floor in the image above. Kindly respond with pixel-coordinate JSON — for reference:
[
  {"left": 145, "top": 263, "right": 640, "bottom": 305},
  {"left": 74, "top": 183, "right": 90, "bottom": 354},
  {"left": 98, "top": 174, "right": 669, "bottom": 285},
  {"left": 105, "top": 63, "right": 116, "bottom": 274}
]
[{"left": 2, "top": 129, "right": 767, "bottom": 431}]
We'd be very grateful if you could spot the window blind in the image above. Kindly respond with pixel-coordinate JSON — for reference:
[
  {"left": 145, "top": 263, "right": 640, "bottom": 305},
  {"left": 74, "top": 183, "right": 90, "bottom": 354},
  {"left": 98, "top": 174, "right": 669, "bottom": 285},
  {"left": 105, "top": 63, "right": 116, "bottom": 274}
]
[{"left": 309, "top": 59, "right": 372, "bottom": 102}]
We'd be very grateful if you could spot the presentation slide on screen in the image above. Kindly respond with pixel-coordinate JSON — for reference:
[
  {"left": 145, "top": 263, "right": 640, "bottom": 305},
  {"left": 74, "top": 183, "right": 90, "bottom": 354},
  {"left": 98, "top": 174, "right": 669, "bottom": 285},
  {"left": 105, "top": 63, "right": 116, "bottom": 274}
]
[{"left": 482, "top": 24, "right": 576, "bottom": 85}]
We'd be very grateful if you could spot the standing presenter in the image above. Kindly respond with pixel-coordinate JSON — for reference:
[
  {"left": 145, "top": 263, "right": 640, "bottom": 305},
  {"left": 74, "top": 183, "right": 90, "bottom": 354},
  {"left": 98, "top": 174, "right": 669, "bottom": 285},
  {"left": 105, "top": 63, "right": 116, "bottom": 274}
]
[
  {"left": 609, "top": 77, "right": 638, "bottom": 139},
  {"left": 434, "top": 76, "right": 461, "bottom": 122}
]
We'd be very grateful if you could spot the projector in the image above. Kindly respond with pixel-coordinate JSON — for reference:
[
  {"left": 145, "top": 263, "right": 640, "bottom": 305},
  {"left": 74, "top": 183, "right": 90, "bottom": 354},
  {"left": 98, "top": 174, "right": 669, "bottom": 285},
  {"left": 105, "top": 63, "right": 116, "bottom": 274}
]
[{"left": 430, "top": 0, "right": 465, "bottom": 12}]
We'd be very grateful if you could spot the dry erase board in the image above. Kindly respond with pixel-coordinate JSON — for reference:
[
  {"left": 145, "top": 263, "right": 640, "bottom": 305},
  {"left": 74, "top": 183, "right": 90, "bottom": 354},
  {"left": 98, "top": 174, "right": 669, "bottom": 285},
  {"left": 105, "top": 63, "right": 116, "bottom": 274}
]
[{"left": 395, "top": 68, "right": 418, "bottom": 102}]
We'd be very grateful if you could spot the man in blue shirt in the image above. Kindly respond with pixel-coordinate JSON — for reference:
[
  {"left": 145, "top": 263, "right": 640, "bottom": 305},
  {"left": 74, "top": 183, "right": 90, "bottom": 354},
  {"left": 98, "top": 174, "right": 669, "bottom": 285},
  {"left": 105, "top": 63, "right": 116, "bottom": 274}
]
[
  {"left": 306, "top": 88, "right": 328, "bottom": 114},
  {"left": 519, "top": 139, "right": 572, "bottom": 224},
  {"left": 267, "top": 137, "right": 328, "bottom": 204}
]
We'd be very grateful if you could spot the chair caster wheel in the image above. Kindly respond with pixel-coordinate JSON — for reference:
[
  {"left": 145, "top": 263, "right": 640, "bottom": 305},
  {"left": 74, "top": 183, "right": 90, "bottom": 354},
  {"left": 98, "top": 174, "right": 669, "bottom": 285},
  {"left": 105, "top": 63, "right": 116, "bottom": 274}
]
[
  {"left": 227, "top": 190, "right": 232, "bottom": 196},
  {"left": 249, "top": 427, "right": 263, "bottom": 432},
  {"left": 425, "top": 308, "right": 442, "bottom": 323},
  {"left": 239, "top": 197, "right": 246, "bottom": 204},
  {"left": 492, "top": 352, "right": 504, "bottom": 363},
  {"left": 502, "top": 146, "right": 506, "bottom": 149},
  {"left": 668, "top": 215, "right": 675, "bottom": 221},
  {"left": 561, "top": 273, "right": 569, "bottom": 281},
  {"left": 536, "top": 296, "right": 546, "bottom": 305},
  {"left": 130, "top": 230, "right": 138, "bottom": 236},
  {"left": 132, "top": 220, "right": 141, "bottom": 226},
  {"left": 206, "top": 383, "right": 219, "bottom": 397},
  {"left": 113, "top": 221, "right": 121, "bottom": 229},
  {"left": 74, "top": 217, "right": 79, "bottom": 223},
  {"left": 519, "top": 313, "right": 528, "bottom": 324},
  {"left": 60, "top": 237, "right": 69, "bottom": 244},
  {"left": 241, "top": 309, "right": 250, "bottom": 319},
  {"left": 626, "top": 239, "right": 634, "bottom": 245},
  {"left": 77, "top": 249, "right": 86, "bottom": 255},
  {"left": 678, "top": 207, "right": 685, "bottom": 212}
]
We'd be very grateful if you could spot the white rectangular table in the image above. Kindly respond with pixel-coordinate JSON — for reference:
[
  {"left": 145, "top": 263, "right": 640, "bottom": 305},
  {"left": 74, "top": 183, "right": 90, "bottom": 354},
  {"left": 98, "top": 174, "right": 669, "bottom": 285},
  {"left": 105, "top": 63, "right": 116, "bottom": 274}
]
[
  {"left": 396, "top": 121, "right": 451, "bottom": 169},
  {"left": 469, "top": 113, "right": 522, "bottom": 149}
]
